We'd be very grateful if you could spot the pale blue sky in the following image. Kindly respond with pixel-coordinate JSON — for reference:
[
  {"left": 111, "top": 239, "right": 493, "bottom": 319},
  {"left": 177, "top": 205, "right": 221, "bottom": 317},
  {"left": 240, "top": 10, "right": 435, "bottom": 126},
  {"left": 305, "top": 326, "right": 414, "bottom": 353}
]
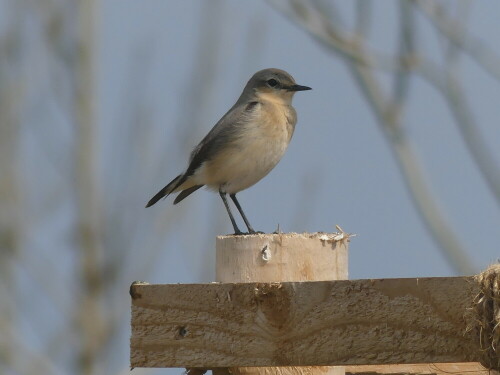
[
  {"left": 8, "top": 1, "right": 500, "bottom": 374},
  {"left": 100, "top": 0, "right": 499, "bottom": 282}
]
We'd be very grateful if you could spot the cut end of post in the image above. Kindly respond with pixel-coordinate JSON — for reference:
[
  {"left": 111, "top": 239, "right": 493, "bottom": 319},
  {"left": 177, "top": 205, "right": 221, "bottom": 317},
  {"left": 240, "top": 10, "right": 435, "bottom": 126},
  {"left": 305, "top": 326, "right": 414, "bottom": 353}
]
[{"left": 217, "top": 228, "right": 354, "bottom": 244}]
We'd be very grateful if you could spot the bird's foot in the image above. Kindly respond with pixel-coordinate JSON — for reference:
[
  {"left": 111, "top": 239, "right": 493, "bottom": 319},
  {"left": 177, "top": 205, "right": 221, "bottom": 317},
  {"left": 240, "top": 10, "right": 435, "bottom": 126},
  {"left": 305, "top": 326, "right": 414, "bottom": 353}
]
[
  {"left": 228, "top": 229, "right": 265, "bottom": 236},
  {"left": 247, "top": 230, "right": 265, "bottom": 235},
  {"left": 228, "top": 231, "right": 265, "bottom": 236}
]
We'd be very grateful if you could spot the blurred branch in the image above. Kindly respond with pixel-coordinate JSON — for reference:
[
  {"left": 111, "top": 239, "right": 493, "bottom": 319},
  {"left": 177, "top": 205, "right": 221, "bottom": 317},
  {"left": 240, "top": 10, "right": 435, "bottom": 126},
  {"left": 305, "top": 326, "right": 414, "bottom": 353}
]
[
  {"left": 391, "top": 1, "right": 414, "bottom": 112},
  {"left": 372, "top": 46, "right": 500, "bottom": 209},
  {"left": 268, "top": 0, "right": 475, "bottom": 274},
  {"left": 73, "top": 1, "right": 106, "bottom": 374},
  {"left": 354, "top": 0, "right": 372, "bottom": 38},
  {"left": 0, "top": 5, "right": 23, "bottom": 372},
  {"left": 416, "top": 0, "right": 500, "bottom": 82},
  {"left": 414, "top": 1, "right": 500, "bottom": 205}
]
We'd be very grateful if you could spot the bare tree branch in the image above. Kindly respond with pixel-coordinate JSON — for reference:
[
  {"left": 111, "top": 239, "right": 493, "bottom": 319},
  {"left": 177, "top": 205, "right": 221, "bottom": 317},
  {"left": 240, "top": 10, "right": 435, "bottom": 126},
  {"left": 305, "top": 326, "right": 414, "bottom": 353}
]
[
  {"left": 73, "top": 1, "right": 106, "bottom": 374},
  {"left": 355, "top": 0, "right": 372, "bottom": 39},
  {"left": 391, "top": 1, "right": 414, "bottom": 113},
  {"left": 269, "top": 0, "right": 476, "bottom": 274},
  {"left": 0, "top": 4, "right": 23, "bottom": 371},
  {"left": 413, "top": 1, "right": 500, "bottom": 205},
  {"left": 416, "top": 0, "right": 500, "bottom": 82}
]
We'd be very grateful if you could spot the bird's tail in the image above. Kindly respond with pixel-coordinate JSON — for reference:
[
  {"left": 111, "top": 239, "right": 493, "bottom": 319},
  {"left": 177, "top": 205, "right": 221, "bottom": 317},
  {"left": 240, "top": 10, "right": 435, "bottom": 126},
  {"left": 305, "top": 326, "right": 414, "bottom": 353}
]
[
  {"left": 173, "top": 184, "right": 203, "bottom": 204},
  {"left": 146, "top": 174, "right": 185, "bottom": 207}
]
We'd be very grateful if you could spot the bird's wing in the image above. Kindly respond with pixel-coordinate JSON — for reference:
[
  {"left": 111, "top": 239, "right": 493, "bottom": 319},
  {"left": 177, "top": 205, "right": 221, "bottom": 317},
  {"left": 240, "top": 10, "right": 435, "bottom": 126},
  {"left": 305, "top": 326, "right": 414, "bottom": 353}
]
[{"left": 184, "top": 100, "right": 259, "bottom": 179}]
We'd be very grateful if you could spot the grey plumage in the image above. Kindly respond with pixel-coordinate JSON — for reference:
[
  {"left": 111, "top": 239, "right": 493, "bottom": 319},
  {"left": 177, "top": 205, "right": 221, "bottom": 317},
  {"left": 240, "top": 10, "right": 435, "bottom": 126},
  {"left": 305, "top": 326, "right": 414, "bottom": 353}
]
[
  {"left": 145, "top": 100, "right": 257, "bottom": 207},
  {"left": 146, "top": 68, "right": 311, "bottom": 234}
]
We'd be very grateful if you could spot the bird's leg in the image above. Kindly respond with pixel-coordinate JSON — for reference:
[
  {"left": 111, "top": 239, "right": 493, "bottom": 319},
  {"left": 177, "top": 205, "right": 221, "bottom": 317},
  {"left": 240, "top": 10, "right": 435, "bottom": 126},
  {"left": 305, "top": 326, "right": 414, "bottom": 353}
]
[
  {"left": 219, "top": 190, "right": 243, "bottom": 235},
  {"left": 230, "top": 194, "right": 261, "bottom": 234}
]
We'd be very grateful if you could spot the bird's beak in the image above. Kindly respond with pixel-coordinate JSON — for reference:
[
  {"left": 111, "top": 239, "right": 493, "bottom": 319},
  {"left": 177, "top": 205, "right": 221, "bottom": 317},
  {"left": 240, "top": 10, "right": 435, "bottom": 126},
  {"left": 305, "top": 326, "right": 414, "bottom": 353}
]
[{"left": 286, "top": 84, "right": 312, "bottom": 92}]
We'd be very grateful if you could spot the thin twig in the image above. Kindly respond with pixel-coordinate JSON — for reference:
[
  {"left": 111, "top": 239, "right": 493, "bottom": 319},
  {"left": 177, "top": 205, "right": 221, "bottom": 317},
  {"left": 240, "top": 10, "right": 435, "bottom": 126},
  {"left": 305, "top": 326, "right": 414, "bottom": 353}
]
[{"left": 73, "top": 1, "right": 106, "bottom": 374}]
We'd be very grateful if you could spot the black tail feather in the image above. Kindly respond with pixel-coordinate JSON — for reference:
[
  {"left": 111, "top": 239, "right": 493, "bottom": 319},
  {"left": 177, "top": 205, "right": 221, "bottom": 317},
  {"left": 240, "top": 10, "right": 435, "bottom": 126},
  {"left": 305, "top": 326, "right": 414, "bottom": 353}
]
[
  {"left": 173, "top": 185, "right": 204, "bottom": 205},
  {"left": 145, "top": 189, "right": 168, "bottom": 208},
  {"left": 146, "top": 174, "right": 184, "bottom": 207}
]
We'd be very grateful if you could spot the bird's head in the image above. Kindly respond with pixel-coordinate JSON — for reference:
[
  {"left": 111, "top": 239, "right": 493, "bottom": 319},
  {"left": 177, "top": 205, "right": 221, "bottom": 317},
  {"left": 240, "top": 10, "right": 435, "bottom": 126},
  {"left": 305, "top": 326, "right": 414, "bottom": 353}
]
[{"left": 243, "top": 68, "right": 311, "bottom": 105}]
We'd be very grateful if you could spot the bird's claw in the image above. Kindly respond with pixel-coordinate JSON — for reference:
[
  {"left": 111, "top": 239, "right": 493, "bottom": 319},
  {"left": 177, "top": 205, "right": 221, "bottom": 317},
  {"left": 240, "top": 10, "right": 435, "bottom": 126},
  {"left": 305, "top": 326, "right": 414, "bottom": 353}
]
[
  {"left": 248, "top": 230, "right": 265, "bottom": 235},
  {"left": 230, "top": 230, "right": 265, "bottom": 236}
]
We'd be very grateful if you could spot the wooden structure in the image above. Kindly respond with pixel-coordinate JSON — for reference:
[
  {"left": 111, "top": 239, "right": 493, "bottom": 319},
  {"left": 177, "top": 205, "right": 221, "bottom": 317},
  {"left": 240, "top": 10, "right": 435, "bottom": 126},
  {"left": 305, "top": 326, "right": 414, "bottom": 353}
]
[{"left": 130, "top": 232, "right": 500, "bottom": 375}]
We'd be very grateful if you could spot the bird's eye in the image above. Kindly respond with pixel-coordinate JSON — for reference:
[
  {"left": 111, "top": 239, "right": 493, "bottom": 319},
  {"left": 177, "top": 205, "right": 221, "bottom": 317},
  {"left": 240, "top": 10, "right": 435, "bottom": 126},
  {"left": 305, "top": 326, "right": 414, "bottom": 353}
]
[{"left": 267, "top": 79, "right": 278, "bottom": 87}]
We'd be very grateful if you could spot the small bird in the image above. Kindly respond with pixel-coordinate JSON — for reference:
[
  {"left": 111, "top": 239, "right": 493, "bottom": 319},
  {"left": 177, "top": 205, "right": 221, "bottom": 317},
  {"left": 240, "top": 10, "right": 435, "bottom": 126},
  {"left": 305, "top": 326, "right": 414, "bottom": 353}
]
[{"left": 146, "top": 68, "right": 311, "bottom": 234}]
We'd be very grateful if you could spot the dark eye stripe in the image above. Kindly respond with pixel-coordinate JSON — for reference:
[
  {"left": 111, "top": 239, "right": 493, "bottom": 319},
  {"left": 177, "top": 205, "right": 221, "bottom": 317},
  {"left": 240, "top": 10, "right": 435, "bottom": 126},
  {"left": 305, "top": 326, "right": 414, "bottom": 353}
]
[{"left": 267, "top": 79, "right": 278, "bottom": 87}]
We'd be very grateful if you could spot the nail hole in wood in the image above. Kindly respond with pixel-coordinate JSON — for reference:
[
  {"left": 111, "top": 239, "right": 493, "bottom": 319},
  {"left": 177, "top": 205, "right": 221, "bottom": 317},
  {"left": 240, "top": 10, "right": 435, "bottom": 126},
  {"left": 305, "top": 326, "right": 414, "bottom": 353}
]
[{"left": 177, "top": 326, "right": 188, "bottom": 338}]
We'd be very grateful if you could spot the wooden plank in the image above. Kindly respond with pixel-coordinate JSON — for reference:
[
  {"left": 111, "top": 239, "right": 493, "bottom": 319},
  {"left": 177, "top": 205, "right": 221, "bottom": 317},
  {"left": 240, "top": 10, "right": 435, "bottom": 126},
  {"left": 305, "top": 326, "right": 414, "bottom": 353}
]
[
  {"left": 169, "top": 363, "right": 497, "bottom": 375},
  {"left": 346, "top": 363, "right": 493, "bottom": 375},
  {"left": 130, "top": 275, "right": 481, "bottom": 368},
  {"left": 211, "top": 363, "right": 494, "bottom": 375}
]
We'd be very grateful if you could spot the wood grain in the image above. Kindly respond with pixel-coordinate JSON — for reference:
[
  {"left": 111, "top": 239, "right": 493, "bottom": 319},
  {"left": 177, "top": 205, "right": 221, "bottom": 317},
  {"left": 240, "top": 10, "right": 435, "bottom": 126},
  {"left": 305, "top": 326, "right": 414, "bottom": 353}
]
[
  {"left": 346, "top": 363, "right": 493, "bottom": 375},
  {"left": 130, "top": 276, "right": 481, "bottom": 368},
  {"left": 211, "top": 363, "right": 494, "bottom": 375}
]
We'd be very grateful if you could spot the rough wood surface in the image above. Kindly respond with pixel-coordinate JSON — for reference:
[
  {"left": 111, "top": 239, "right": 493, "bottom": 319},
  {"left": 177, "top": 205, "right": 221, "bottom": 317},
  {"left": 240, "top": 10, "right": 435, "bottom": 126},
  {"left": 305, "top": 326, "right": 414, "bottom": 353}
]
[
  {"left": 216, "top": 232, "right": 349, "bottom": 375},
  {"left": 345, "top": 363, "right": 494, "bottom": 374},
  {"left": 130, "top": 275, "right": 481, "bottom": 368},
  {"left": 212, "top": 363, "right": 494, "bottom": 375}
]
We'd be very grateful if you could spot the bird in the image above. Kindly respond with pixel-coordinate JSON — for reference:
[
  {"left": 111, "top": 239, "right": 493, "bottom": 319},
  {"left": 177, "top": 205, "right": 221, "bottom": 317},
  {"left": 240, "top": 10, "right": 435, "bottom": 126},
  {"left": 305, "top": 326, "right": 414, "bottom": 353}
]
[{"left": 146, "top": 68, "right": 311, "bottom": 235}]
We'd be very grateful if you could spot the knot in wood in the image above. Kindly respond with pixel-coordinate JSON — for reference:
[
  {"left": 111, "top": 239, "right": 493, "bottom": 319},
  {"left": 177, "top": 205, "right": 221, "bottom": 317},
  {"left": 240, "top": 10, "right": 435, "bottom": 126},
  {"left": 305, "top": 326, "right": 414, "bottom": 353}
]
[{"left": 261, "top": 244, "right": 271, "bottom": 262}]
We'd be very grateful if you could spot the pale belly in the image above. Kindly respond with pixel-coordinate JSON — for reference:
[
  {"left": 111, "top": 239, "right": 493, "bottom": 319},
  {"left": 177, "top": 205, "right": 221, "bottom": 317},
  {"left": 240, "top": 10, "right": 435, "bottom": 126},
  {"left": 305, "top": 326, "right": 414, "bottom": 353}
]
[{"left": 194, "top": 123, "right": 292, "bottom": 194}]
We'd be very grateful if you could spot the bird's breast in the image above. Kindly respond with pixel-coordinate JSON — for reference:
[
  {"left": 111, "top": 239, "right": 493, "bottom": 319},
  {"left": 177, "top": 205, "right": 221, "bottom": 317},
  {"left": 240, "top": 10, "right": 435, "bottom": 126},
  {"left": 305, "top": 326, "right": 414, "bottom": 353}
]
[
  {"left": 250, "top": 101, "right": 295, "bottom": 146},
  {"left": 200, "top": 102, "right": 297, "bottom": 193}
]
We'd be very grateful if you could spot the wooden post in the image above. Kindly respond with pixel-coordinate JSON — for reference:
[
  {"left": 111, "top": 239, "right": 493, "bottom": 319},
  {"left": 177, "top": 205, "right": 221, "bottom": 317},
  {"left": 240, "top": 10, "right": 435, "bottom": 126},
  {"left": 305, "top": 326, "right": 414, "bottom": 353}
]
[{"left": 215, "top": 232, "right": 349, "bottom": 375}]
